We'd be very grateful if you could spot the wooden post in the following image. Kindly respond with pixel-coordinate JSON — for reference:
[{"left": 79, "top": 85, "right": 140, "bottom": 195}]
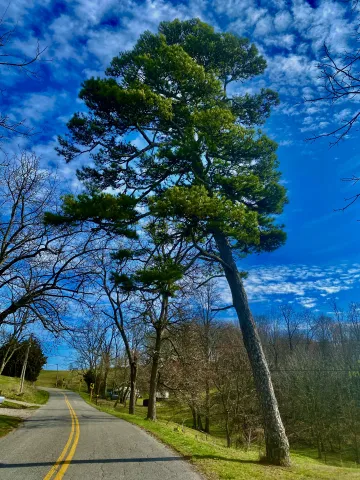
[{"left": 90, "top": 383, "right": 94, "bottom": 402}]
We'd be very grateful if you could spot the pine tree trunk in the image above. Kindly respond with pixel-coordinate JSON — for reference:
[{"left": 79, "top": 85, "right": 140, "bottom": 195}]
[
  {"left": 129, "top": 361, "right": 137, "bottom": 415},
  {"left": 213, "top": 231, "right": 291, "bottom": 466},
  {"left": 147, "top": 327, "right": 162, "bottom": 421}
]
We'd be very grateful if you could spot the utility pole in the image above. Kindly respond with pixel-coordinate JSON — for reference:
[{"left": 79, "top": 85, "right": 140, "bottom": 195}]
[
  {"left": 55, "top": 364, "right": 59, "bottom": 388},
  {"left": 19, "top": 335, "right": 32, "bottom": 394}
]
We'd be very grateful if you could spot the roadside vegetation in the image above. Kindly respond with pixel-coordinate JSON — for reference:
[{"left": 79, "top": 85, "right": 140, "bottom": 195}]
[
  {"left": 38, "top": 367, "right": 360, "bottom": 479},
  {"left": 0, "top": 375, "right": 49, "bottom": 405},
  {"left": 0, "top": 415, "right": 22, "bottom": 438},
  {"left": 0, "top": 375, "right": 46, "bottom": 439},
  {"left": 79, "top": 392, "right": 360, "bottom": 480},
  {"left": 1, "top": 400, "right": 38, "bottom": 410},
  {"left": 63, "top": 297, "right": 360, "bottom": 465}
]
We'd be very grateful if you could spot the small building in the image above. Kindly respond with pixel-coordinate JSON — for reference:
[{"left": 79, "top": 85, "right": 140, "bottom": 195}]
[{"left": 156, "top": 390, "right": 169, "bottom": 401}]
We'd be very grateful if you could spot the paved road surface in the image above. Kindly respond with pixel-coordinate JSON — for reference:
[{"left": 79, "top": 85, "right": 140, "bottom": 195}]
[{"left": 0, "top": 389, "right": 202, "bottom": 480}]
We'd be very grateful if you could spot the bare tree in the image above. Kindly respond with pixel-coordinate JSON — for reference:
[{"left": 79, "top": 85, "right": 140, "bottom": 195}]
[
  {"left": 162, "top": 319, "right": 208, "bottom": 430},
  {"left": 348, "top": 302, "right": 360, "bottom": 341},
  {"left": 0, "top": 152, "right": 102, "bottom": 332},
  {"left": 0, "top": 7, "right": 47, "bottom": 144},
  {"left": 193, "top": 281, "right": 221, "bottom": 433},
  {"left": 304, "top": 6, "right": 360, "bottom": 209},
  {"left": 279, "top": 304, "right": 301, "bottom": 352},
  {"left": 70, "top": 314, "right": 116, "bottom": 395},
  {"left": 93, "top": 249, "right": 144, "bottom": 414},
  {"left": 0, "top": 310, "right": 32, "bottom": 373},
  {"left": 306, "top": 41, "right": 360, "bottom": 145},
  {"left": 213, "top": 324, "right": 259, "bottom": 449},
  {"left": 306, "top": 0, "right": 360, "bottom": 145}
]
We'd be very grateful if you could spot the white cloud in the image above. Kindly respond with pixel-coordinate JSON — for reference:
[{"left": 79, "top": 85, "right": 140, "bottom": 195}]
[
  {"left": 223, "top": 263, "right": 360, "bottom": 309},
  {"left": 263, "top": 33, "right": 295, "bottom": 50},
  {"left": 266, "top": 54, "right": 319, "bottom": 88},
  {"left": 333, "top": 108, "right": 353, "bottom": 123},
  {"left": 292, "top": 0, "right": 354, "bottom": 54},
  {"left": 254, "top": 15, "right": 274, "bottom": 36},
  {"left": 9, "top": 93, "right": 57, "bottom": 125},
  {"left": 279, "top": 139, "right": 293, "bottom": 146},
  {"left": 274, "top": 11, "right": 292, "bottom": 31},
  {"left": 4, "top": 0, "right": 52, "bottom": 25},
  {"left": 298, "top": 296, "right": 317, "bottom": 308},
  {"left": 72, "top": 0, "right": 124, "bottom": 26}
]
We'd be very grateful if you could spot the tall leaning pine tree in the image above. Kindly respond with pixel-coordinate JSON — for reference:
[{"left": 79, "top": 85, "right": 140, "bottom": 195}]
[{"left": 55, "top": 19, "right": 290, "bottom": 465}]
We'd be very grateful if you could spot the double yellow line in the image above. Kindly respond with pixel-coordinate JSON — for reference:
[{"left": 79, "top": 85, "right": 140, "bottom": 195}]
[{"left": 43, "top": 394, "right": 80, "bottom": 480}]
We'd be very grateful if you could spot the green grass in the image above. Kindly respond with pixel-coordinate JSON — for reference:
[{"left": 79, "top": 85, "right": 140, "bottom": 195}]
[
  {"left": 36, "top": 369, "right": 79, "bottom": 389},
  {"left": 0, "top": 375, "right": 49, "bottom": 404},
  {"left": 0, "top": 415, "right": 22, "bottom": 438},
  {"left": 0, "top": 399, "right": 38, "bottom": 409},
  {"left": 79, "top": 393, "right": 360, "bottom": 480}
]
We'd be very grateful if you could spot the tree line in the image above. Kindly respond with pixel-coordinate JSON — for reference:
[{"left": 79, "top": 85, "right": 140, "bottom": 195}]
[{"left": 69, "top": 288, "right": 360, "bottom": 464}]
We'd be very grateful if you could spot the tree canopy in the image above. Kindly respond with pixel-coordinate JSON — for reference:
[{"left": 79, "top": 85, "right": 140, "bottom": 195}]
[{"left": 55, "top": 18, "right": 285, "bottom": 259}]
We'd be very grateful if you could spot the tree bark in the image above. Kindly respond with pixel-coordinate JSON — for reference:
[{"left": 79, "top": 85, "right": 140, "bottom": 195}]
[
  {"left": 213, "top": 231, "right": 290, "bottom": 466},
  {"left": 113, "top": 312, "right": 137, "bottom": 415},
  {"left": 197, "top": 413, "right": 203, "bottom": 431},
  {"left": 0, "top": 338, "right": 23, "bottom": 375},
  {"left": 129, "top": 360, "right": 137, "bottom": 415},
  {"left": 147, "top": 326, "right": 162, "bottom": 420},
  {"left": 102, "top": 352, "right": 110, "bottom": 398},
  {"left": 191, "top": 406, "right": 197, "bottom": 429},
  {"left": 226, "top": 416, "right": 232, "bottom": 448}
]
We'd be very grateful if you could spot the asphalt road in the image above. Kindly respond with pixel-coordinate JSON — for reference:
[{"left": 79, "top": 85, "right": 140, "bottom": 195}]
[{"left": 0, "top": 389, "right": 202, "bottom": 480}]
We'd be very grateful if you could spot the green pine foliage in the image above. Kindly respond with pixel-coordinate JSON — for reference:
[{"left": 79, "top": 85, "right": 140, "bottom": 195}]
[{"left": 52, "top": 18, "right": 286, "bottom": 265}]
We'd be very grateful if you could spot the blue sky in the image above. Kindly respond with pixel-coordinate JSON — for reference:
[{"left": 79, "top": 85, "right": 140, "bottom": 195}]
[{"left": 2, "top": 0, "right": 360, "bottom": 366}]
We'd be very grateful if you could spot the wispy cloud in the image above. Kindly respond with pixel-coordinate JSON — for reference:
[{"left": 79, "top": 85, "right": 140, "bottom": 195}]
[{"left": 219, "top": 263, "right": 360, "bottom": 310}]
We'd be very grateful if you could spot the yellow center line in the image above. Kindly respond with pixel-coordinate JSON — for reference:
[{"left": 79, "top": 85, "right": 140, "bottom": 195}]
[
  {"left": 54, "top": 398, "right": 80, "bottom": 480},
  {"left": 43, "top": 394, "right": 80, "bottom": 480}
]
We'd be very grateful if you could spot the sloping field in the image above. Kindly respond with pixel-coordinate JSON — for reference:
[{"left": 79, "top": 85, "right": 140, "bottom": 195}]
[
  {"left": 36, "top": 369, "right": 72, "bottom": 387},
  {"left": 0, "top": 375, "right": 48, "bottom": 404}
]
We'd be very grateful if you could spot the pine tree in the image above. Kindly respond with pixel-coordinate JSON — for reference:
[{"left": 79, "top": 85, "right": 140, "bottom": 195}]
[{"left": 51, "top": 19, "right": 290, "bottom": 465}]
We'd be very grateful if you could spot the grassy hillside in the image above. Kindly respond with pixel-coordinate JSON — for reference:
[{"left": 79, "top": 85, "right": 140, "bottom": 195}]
[
  {"left": 37, "top": 369, "right": 85, "bottom": 391},
  {"left": 80, "top": 393, "right": 360, "bottom": 480},
  {"left": 0, "top": 375, "right": 49, "bottom": 404},
  {"left": 36, "top": 369, "right": 74, "bottom": 388}
]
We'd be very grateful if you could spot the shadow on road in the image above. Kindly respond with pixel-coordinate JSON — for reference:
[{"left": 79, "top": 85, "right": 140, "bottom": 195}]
[{"left": 0, "top": 457, "right": 187, "bottom": 468}]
